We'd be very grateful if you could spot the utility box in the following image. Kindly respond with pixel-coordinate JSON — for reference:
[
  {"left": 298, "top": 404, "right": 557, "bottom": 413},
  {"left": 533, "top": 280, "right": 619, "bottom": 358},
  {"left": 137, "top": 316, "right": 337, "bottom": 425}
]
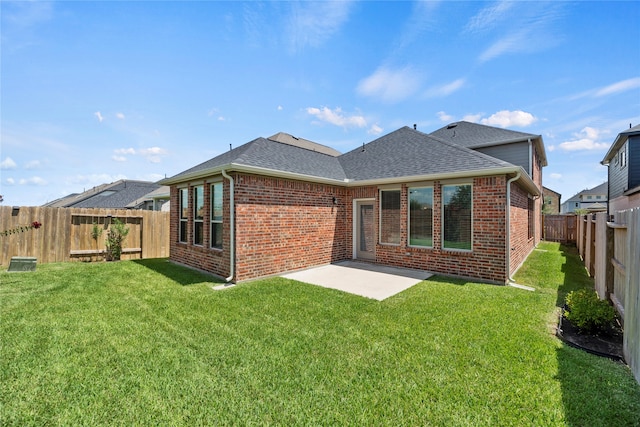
[{"left": 8, "top": 257, "right": 37, "bottom": 272}]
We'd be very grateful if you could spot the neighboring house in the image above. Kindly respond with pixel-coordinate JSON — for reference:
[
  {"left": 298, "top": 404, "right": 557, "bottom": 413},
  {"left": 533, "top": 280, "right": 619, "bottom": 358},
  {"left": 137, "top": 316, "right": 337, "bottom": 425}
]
[
  {"left": 128, "top": 186, "right": 171, "bottom": 211},
  {"left": 43, "top": 180, "right": 163, "bottom": 209},
  {"left": 542, "top": 186, "right": 561, "bottom": 214},
  {"left": 601, "top": 124, "right": 640, "bottom": 213},
  {"left": 160, "top": 125, "right": 546, "bottom": 285},
  {"left": 560, "top": 182, "right": 608, "bottom": 214}
]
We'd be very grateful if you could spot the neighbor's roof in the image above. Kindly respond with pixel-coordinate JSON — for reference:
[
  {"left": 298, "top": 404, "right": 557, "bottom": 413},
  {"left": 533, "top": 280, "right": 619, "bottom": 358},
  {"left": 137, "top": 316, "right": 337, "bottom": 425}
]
[
  {"left": 160, "top": 127, "right": 540, "bottom": 195},
  {"left": 565, "top": 182, "right": 608, "bottom": 202},
  {"left": 44, "top": 180, "right": 162, "bottom": 209},
  {"left": 601, "top": 124, "right": 640, "bottom": 164},
  {"left": 430, "top": 121, "right": 547, "bottom": 167}
]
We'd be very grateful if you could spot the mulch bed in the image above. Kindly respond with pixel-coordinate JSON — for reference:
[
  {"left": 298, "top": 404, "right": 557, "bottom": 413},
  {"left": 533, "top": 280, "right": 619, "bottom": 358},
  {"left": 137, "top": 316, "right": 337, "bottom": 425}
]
[{"left": 556, "top": 308, "right": 625, "bottom": 361}]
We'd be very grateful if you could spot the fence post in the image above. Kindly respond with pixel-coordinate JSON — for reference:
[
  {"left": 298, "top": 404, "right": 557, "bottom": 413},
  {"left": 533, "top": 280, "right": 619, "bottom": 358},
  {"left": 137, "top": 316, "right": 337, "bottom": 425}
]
[{"left": 606, "top": 220, "right": 615, "bottom": 299}]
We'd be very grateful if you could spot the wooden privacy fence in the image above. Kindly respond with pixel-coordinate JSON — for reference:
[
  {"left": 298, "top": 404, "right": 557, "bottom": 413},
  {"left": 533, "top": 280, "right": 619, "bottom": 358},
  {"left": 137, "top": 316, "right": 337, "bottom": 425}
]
[
  {"left": 0, "top": 206, "right": 169, "bottom": 266},
  {"left": 577, "top": 208, "right": 640, "bottom": 384},
  {"left": 543, "top": 214, "right": 577, "bottom": 244}
]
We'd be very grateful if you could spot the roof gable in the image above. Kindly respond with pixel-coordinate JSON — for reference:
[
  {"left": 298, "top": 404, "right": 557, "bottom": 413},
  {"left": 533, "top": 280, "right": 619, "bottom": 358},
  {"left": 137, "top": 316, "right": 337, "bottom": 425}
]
[
  {"left": 430, "top": 121, "right": 540, "bottom": 147},
  {"left": 339, "top": 126, "right": 515, "bottom": 181}
]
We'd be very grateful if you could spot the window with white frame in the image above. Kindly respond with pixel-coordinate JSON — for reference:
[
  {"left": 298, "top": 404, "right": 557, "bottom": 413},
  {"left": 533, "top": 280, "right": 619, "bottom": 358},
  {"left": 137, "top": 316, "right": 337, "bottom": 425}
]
[
  {"left": 193, "top": 185, "right": 204, "bottom": 246},
  {"left": 408, "top": 186, "right": 433, "bottom": 247},
  {"left": 442, "top": 183, "right": 472, "bottom": 250},
  {"left": 210, "top": 182, "right": 223, "bottom": 249},
  {"left": 179, "top": 188, "right": 188, "bottom": 243},
  {"left": 380, "top": 189, "right": 401, "bottom": 244}
]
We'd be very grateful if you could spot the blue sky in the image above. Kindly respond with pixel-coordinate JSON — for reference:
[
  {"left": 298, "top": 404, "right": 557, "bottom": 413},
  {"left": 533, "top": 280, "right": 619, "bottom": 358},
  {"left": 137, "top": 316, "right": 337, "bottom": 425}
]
[{"left": 1, "top": 1, "right": 639, "bottom": 206}]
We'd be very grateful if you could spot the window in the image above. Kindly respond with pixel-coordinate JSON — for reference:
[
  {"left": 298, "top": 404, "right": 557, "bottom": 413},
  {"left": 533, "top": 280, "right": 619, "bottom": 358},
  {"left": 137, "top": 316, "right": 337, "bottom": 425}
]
[
  {"left": 380, "top": 189, "right": 401, "bottom": 244},
  {"left": 621, "top": 147, "right": 627, "bottom": 168},
  {"left": 587, "top": 195, "right": 592, "bottom": 200},
  {"left": 442, "top": 184, "right": 472, "bottom": 250},
  {"left": 409, "top": 187, "right": 433, "bottom": 247},
  {"left": 193, "top": 185, "right": 204, "bottom": 246},
  {"left": 210, "top": 182, "right": 223, "bottom": 249},
  {"left": 179, "top": 188, "right": 188, "bottom": 243}
]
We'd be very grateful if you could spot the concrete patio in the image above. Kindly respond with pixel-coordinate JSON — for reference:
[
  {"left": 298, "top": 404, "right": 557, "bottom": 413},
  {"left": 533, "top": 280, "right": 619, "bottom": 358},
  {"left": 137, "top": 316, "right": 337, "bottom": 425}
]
[{"left": 281, "top": 261, "right": 433, "bottom": 301}]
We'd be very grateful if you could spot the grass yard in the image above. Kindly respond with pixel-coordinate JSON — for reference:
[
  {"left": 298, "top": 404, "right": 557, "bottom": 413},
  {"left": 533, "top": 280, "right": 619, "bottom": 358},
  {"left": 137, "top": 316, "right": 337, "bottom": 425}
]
[{"left": 1, "top": 242, "right": 639, "bottom": 426}]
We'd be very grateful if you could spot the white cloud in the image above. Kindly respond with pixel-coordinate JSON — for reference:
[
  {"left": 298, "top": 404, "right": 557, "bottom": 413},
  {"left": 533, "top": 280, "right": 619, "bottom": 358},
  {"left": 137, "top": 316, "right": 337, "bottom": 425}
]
[
  {"left": 437, "top": 111, "right": 454, "bottom": 122},
  {"left": 116, "top": 112, "right": 125, "bottom": 120},
  {"left": 356, "top": 66, "right": 422, "bottom": 103},
  {"left": 480, "top": 110, "right": 538, "bottom": 128},
  {"left": 558, "top": 127, "right": 610, "bottom": 151},
  {"left": 277, "top": 105, "right": 283, "bottom": 111},
  {"left": 306, "top": 107, "right": 366, "bottom": 128},
  {"left": 462, "top": 113, "right": 483, "bottom": 123},
  {"left": 112, "top": 156, "right": 127, "bottom": 162},
  {"left": 114, "top": 148, "right": 136, "bottom": 155},
  {"left": 94, "top": 111, "right": 104, "bottom": 122},
  {"left": 547, "top": 145, "right": 556, "bottom": 152},
  {"left": 6, "top": 177, "right": 15, "bottom": 185},
  {"left": 217, "top": 116, "right": 226, "bottom": 121},
  {"left": 368, "top": 124, "right": 383, "bottom": 135},
  {"left": 595, "top": 77, "right": 640, "bottom": 97},
  {"left": 139, "top": 147, "right": 168, "bottom": 163},
  {"left": 25, "top": 160, "right": 41, "bottom": 169},
  {"left": 286, "top": 1, "right": 352, "bottom": 52},
  {"left": 549, "top": 172, "right": 562, "bottom": 179},
  {"left": 425, "top": 79, "right": 465, "bottom": 98},
  {"left": 465, "top": 1, "right": 514, "bottom": 33},
  {"left": 19, "top": 176, "right": 47, "bottom": 186},
  {"left": 1, "top": 157, "right": 17, "bottom": 170}
]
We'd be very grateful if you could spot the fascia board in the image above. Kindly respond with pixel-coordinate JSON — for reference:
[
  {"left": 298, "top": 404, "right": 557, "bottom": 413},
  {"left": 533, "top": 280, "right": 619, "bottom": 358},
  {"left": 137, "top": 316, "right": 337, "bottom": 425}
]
[{"left": 158, "top": 163, "right": 349, "bottom": 186}]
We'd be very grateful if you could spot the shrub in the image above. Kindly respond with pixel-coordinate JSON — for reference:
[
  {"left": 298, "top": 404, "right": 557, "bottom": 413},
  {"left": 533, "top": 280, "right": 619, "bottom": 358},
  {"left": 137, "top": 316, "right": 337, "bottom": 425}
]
[
  {"left": 105, "top": 218, "right": 129, "bottom": 261},
  {"left": 564, "top": 289, "right": 615, "bottom": 334}
]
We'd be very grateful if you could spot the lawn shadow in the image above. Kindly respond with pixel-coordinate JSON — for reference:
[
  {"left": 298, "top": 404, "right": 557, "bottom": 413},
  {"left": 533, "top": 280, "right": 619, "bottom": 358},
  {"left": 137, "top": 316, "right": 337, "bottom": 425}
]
[
  {"left": 132, "top": 258, "right": 224, "bottom": 286},
  {"left": 554, "top": 244, "right": 640, "bottom": 425},
  {"left": 556, "top": 244, "right": 592, "bottom": 307}
]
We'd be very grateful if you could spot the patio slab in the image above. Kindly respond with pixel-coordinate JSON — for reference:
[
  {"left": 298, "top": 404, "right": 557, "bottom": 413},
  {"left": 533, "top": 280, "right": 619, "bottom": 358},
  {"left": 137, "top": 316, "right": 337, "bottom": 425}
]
[{"left": 281, "top": 261, "right": 432, "bottom": 301}]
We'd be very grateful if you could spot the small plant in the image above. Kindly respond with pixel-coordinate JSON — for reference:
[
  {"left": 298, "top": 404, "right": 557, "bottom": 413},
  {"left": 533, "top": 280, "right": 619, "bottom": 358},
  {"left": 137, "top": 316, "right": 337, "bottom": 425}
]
[
  {"left": 1, "top": 221, "right": 42, "bottom": 236},
  {"left": 91, "top": 222, "right": 103, "bottom": 241},
  {"left": 105, "top": 218, "right": 129, "bottom": 261},
  {"left": 564, "top": 289, "right": 615, "bottom": 334}
]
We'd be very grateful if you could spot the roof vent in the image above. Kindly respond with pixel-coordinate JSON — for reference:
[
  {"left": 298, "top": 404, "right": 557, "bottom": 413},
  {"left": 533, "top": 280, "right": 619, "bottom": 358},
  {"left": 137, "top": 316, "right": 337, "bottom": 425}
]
[
  {"left": 413, "top": 124, "right": 417, "bottom": 130},
  {"left": 447, "top": 123, "right": 458, "bottom": 129}
]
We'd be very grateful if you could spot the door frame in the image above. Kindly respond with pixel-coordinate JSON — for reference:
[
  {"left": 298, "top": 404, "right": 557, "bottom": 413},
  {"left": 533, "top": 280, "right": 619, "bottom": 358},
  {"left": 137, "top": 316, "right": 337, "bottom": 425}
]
[{"left": 353, "top": 198, "right": 376, "bottom": 260}]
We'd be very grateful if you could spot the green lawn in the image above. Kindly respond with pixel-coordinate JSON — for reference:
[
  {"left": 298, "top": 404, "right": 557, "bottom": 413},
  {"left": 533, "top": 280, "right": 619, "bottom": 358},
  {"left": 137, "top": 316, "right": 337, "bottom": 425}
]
[{"left": 1, "top": 242, "right": 639, "bottom": 426}]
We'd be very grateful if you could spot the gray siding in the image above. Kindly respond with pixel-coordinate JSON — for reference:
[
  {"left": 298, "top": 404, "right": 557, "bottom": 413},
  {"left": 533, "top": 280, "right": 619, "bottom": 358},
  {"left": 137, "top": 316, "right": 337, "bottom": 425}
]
[
  {"left": 609, "top": 142, "right": 628, "bottom": 199},
  {"left": 629, "top": 135, "right": 640, "bottom": 190},
  {"left": 475, "top": 141, "right": 530, "bottom": 175}
]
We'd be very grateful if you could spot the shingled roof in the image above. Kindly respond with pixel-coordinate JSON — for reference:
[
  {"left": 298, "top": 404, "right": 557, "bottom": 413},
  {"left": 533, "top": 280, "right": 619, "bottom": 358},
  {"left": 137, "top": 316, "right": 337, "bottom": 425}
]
[
  {"left": 161, "top": 126, "right": 540, "bottom": 194},
  {"left": 44, "top": 180, "right": 162, "bottom": 209},
  {"left": 430, "top": 121, "right": 547, "bottom": 167}
]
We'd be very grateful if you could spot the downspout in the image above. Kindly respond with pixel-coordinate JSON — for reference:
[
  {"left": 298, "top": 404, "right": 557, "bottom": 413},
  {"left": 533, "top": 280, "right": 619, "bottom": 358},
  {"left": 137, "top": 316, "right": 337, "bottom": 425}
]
[
  {"left": 506, "top": 171, "right": 521, "bottom": 283},
  {"left": 221, "top": 170, "right": 235, "bottom": 282}
]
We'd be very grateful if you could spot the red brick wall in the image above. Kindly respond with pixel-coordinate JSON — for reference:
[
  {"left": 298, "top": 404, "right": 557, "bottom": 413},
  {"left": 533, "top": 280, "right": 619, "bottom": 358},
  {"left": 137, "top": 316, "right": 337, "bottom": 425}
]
[
  {"left": 170, "top": 181, "right": 230, "bottom": 279},
  {"left": 233, "top": 174, "right": 349, "bottom": 281},
  {"left": 375, "top": 177, "right": 508, "bottom": 283},
  {"left": 169, "top": 172, "right": 538, "bottom": 284},
  {"left": 508, "top": 182, "right": 532, "bottom": 275}
]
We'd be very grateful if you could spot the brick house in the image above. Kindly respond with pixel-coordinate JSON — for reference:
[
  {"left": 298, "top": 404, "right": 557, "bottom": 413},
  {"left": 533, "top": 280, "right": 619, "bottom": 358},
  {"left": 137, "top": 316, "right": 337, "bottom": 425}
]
[{"left": 160, "top": 123, "right": 546, "bottom": 284}]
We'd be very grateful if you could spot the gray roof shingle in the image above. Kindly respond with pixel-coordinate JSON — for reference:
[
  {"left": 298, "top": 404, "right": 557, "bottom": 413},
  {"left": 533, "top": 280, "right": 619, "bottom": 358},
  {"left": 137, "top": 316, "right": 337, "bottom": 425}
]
[
  {"left": 339, "top": 126, "right": 514, "bottom": 181},
  {"left": 169, "top": 137, "right": 347, "bottom": 182},
  {"left": 163, "top": 126, "right": 529, "bottom": 185},
  {"left": 429, "top": 121, "right": 540, "bottom": 148}
]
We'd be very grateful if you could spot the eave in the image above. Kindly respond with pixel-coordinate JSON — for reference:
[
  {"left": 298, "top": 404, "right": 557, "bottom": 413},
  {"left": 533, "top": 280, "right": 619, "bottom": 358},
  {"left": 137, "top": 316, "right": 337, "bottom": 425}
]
[{"left": 159, "top": 163, "right": 540, "bottom": 196}]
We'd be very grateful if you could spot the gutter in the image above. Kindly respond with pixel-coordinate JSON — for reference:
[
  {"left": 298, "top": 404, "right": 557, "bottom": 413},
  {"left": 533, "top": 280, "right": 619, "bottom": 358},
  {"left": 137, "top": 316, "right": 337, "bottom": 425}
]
[
  {"left": 505, "top": 171, "right": 521, "bottom": 283},
  {"left": 221, "top": 169, "right": 235, "bottom": 282},
  {"left": 161, "top": 163, "right": 539, "bottom": 196}
]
